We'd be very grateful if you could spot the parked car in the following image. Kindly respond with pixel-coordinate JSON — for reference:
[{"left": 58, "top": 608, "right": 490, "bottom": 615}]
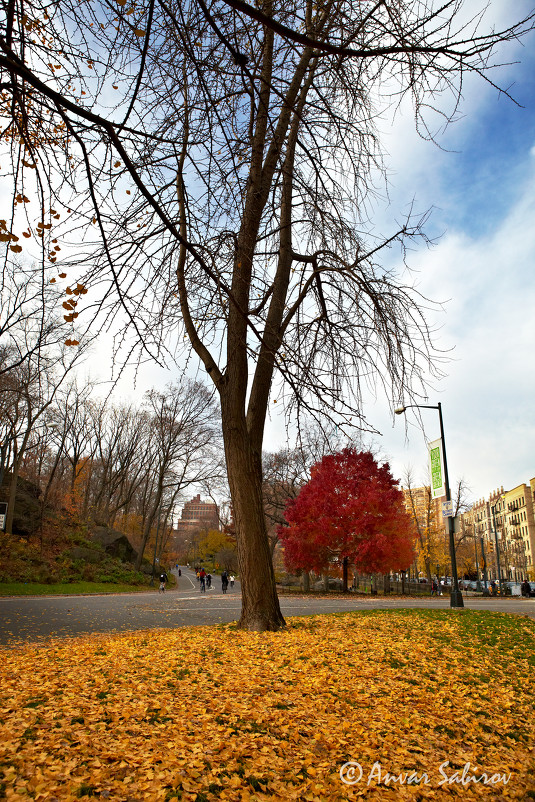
[
  {"left": 459, "top": 580, "right": 480, "bottom": 591},
  {"left": 502, "top": 581, "right": 521, "bottom": 596},
  {"left": 313, "top": 578, "right": 343, "bottom": 591}
]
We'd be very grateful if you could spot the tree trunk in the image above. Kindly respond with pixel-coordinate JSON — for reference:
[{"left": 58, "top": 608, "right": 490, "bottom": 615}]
[
  {"left": 342, "top": 556, "right": 349, "bottom": 593},
  {"left": 135, "top": 508, "right": 157, "bottom": 571},
  {"left": 5, "top": 468, "right": 19, "bottom": 536},
  {"left": 223, "top": 421, "right": 285, "bottom": 631},
  {"left": 303, "top": 571, "right": 310, "bottom": 592}
]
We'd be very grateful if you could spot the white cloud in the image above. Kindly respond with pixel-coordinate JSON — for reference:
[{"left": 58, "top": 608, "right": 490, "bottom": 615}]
[{"left": 369, "top": 145, "right": 535, "bottom": 500}]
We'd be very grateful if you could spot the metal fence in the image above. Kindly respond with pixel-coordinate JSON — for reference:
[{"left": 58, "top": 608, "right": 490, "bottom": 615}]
[{"left": 276, "top": 577, "right": 433, "bottom": 596}]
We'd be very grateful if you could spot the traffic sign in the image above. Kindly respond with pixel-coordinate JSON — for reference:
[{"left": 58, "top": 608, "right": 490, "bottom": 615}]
[
  {"left": 442, "top": 500, "right": 454, "bottom": 518},
  {"left": 0, "top": 502, "right": 6, "bottom": 531}
]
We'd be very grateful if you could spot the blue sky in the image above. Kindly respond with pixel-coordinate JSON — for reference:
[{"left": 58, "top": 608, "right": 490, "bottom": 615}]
[{"left": 356, "top": 19, "right": 535, "bottom": 502}]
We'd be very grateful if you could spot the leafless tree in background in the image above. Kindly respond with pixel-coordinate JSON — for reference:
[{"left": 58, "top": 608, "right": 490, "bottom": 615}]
[
  {"left": 0, "top": 344, "right": 85, "bottom": 534},
  {"left": 263, "top": 422, "right": 354, "bottom": 556},
  {"left": 133, "top": 381, "right": 221, "bottom": 568}
]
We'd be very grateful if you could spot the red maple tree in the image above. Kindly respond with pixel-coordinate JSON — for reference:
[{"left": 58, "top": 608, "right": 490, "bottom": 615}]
[{"left": 278, "top": 449, "right": 415, "bottom": 586}]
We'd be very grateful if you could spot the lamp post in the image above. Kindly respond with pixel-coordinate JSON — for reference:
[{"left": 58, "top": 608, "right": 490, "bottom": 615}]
[
  {"left": 490, "top": 496, "right": 505, "bottom": 596},
  {"left": 473, "top": 525, "right": 482, "bottom": 592},
  {"left": 395, "top": 402, "right": 464, "bottom": 608},
  {"left": 480, "top": 535, "right": 489, "bottom": 594}
]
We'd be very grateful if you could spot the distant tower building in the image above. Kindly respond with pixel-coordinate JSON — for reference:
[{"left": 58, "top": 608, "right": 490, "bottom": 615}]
[{"left": 176, "top": 494, "right": 219, "bottom": 536}]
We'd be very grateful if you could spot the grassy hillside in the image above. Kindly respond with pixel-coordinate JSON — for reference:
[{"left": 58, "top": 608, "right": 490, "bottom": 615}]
[{"left": 0, "top": 509, "right": 150, "bottom": 589}]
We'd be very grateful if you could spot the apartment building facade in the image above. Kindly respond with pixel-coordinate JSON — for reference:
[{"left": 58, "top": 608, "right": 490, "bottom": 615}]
[
  {"left": 403, "top": 476, "right": 535, "bottom": 581},
  {"left": 461, "top": 481, "right": 535, "bottom": 581}
]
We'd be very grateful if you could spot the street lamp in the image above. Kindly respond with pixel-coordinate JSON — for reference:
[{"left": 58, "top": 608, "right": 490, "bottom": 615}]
[
  {"left": 490, "top": 496, "right": 505, "bottom": 596},
  {"left": 479, "top": 535, "right": 489, "bottom": 594},
  {"left": 395, "top": 402, "right": 464, "bottom": 608},
  {"left": 473, "top": 525, "right": 482, "bottom": 592}
]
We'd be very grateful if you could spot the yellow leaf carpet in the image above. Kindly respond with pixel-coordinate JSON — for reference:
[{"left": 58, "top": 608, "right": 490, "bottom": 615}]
[{"left": 1, "top": 610, "right": 534, "bottom": 800}]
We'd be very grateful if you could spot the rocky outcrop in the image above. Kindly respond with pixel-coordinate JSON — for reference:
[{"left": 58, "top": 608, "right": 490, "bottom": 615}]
[
  {"left": 0, "top": 474, "right": 40, "bottom": 538},
  {"left": 89, "top": 526, "right": 138, "bottom": 563}
]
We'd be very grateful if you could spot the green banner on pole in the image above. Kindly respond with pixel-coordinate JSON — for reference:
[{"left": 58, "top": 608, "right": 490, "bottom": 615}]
[{"left": 429, "top": 438, "right": 445, "bottom": 499}]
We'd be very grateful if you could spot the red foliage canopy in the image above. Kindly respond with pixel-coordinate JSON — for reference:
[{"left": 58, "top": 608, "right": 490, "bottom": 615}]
[{"left": 278, "top": 448, "right": 415, "bottom": 575}]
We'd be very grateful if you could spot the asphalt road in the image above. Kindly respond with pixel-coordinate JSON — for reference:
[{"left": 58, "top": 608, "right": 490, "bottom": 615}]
[{"left": 1, "top": 567, "right": 535, "bottom": 645}]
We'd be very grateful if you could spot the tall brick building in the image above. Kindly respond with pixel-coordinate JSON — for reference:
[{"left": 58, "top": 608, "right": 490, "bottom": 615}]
[{"left": 176, "top": 494, "right": 219, "bottom": 536}]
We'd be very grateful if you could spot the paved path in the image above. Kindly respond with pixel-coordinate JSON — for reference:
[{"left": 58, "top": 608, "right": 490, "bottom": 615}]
[{"left": 1, "top": 567, "right": 534, "bottom": 645}]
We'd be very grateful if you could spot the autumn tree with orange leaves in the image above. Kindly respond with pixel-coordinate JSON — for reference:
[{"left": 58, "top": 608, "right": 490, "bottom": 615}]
[{"left": 1, "top": 1, "right": 534, "bottom": 628}]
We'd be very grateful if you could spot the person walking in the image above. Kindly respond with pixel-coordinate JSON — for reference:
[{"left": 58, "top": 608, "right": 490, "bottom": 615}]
[
  {"left": 230, "top": 575, "right": 235, "bottom": 589},
  {"left": 206, "top": 573, "right": 212, "bottom": 589},
  {"left": 159, "top": 570, "right": 168, "bottom": 593},
  {"left": 221, "top": 571, "right": 228, "bottom": 594}
]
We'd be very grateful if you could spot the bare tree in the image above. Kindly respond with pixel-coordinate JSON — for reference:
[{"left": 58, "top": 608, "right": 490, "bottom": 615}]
[
  {"left": 402, "top": 467, "right": 438, "bottom": 583},
  {"left": 452, "top": 477, "right": 473, "bottom": 550},
  {"left": 1, "top": 0, "right": 533, "bottom": 628},
  {"left": 88, "top": 402, "right": 151, "bottom": 527},
  {"left": 51, "top": 382, "right": 98, "bottom": 496},
  {"left": 0, "top": 345, "right": 85, "bottom": 534},
  {"left": 263, "top": 422, "right": 351, "bottom": 555},
  {"left": 0, "top": 265, "right": 70, "bottom": 376},
  {"left": 134, "top": 380, "right": 221, "bottom": 568}
]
